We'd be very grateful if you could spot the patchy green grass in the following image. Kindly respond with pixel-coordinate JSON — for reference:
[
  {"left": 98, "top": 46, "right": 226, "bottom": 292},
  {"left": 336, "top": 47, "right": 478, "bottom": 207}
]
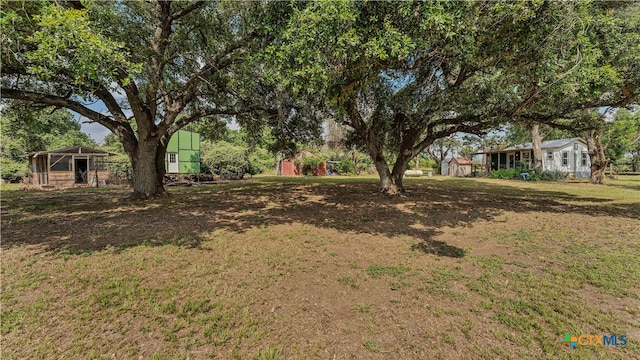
[
  {"left": 351, "top": 303, "right": 372, "bottom": 314},
  {"left": 1, "top": 176, "right": 639, "bottom": 358},
  {"left": 366, "top": 264, "right": 410, "bottom": 279},
  {"left": 607, "top": 174, "right": 640, "bottom": 191}
]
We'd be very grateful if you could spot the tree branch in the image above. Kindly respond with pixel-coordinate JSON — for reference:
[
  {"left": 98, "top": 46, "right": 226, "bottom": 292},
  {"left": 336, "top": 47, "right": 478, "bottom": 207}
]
[
  {"left": 0, "top": 88, "right": 137, "bottom": 146},
  {"left": 92, "top": 86, "right": 129, "bottom": 124},
  {"left": 65, "top": 0, "right": 85, "bottom": 10},
  {"left": 584, "top": 84, "right": 639, "bottom": 109},
  {"left": 170, "top": 0, "right": 206, "bottom": 21},
  {"left": 166, "top": 106, "right": 277, "bottom": 138},
  {"left": 168, "top": 32, "right": 259, "bottom": 118},
  {"left": 114, "top": 68, "right": 154, "bottom": 136}
]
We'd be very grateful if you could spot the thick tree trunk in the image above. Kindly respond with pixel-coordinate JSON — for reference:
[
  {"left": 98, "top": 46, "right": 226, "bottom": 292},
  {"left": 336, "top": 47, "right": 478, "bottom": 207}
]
[
  {"left": 376, "top": 160, "right": 392, "bottom": 190},
  {"left": 585, "top": 130, "right": 608, "bottom": 184},
  {"left": 129, "top": 137, "right": 167, "bottom": 198},
  {"left": 343, "top": 99, "right": 407, "bottom": 195},
  {"left": 370, "top": 150, "right": 402, "bottom": 194},
  {"left": 530, "top": 123, "right": 543, "bottom": 170},
  {"left": 372, "top": 153, "right": 411, "bottom": 194},
  {"left": 376, "top": 165, "right": 405, "bottom": 194},
  {"left": 155, "top": 144, "right": 167, "bottom": 192},
  {"left": 389, "top": 155, "right": 412, "bottom": 194}
]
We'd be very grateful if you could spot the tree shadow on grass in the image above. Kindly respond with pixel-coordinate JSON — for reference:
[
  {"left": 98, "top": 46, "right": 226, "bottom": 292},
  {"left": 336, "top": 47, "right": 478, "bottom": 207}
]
[
  {"left": 2, "top": 178, "right": 639, "bottom": 255},
  {"left": 410, "top": 239, "right": 466, "bottom": 258},
  {"left": 52, "top": 232, "right": 207, "bottom": 256}
]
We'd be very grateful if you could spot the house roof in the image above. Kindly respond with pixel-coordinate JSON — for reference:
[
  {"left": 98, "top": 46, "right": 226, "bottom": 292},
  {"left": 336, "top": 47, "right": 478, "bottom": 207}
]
[
  {"left": 29, "top": 146, "right": 113, "bottom": 157},
  {"left": 503, "top": 137, "right": 585, "bottom": 151},
  {"left": 450, "top": 157, "right": 473, "bottom": 165}
]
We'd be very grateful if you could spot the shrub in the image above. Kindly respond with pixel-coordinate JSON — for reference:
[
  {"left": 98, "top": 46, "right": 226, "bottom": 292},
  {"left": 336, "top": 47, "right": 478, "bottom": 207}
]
[
  {"left": 490, "top": 166, "right": 541, "bottom": 181},
  {"left": 489, "top": 168, "right": 522, "bottom": 180},
  {"left": 338, "top": 157, "right": 356, "bottom": 175},
  {"left": 489, "top": 167, "right": 568, "bottom": 181},
  {"left": 201, "top": 141, "right": 249, "bottom": 179},
  {"left": 539, "top": 170, "right": 568, "bottom": 181},
  {"left": 420, "top": 157, "right": 438, "bottom": 170},
  {"left": 295, "top": 152, "right": 325, "bottom": 176},
  {"left": 1, "top": 158, "right": 28, "bottom": 182},
  {"left": 527, "top": 170, "right": 541, "bottom": 181},
  {"left": 248, "top": 148, "right": 276, "bottom": 175}
]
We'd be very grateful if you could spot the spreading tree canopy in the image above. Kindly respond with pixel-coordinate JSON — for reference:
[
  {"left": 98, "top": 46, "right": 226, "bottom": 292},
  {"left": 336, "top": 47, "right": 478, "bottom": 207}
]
[
  {"left": 269, "top": 0, "right": 639, "bottom": 193},
  {"left": 1, "top": 0, "right": 289, "bottom": 197},
  {"left": 2, "top": 1, "right": 637, "bottom": 194}
]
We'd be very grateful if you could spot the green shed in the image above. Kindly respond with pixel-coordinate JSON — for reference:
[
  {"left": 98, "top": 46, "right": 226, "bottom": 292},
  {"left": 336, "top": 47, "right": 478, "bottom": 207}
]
[{"left": 166, "top": 130, "right": 200, "bottom": 174}]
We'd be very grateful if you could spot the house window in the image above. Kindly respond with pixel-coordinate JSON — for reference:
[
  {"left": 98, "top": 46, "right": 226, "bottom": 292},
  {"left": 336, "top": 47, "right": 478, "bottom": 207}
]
[
  {"left": 169, "top": 153, "right": 177, "bottom": 163},
  {"left": 562, "top": 151, "right": 568, "bottom": 166},
  {"left": 522, "top": 152, "right": 530, "bottom": 164},
  {"left": 574, "top": 143, "right": 579, "bottom": 150},
  {"left": 581, "top": 152, "right": 588, "bottom": 166},
  {"left": 547, "top": 151, "right": 553, "bottom": 161}
]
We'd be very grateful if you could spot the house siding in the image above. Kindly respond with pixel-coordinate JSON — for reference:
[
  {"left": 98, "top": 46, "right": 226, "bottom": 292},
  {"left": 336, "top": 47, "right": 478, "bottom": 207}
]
[
  {"left": 484, "top": 138, "right": 591, "bottom": 178},
  {"left": 544, "top": 142, "right": 590, "bottom": 177}
]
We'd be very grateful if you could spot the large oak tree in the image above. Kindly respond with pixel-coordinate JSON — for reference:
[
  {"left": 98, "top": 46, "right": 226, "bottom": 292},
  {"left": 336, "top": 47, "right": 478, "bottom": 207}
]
[
  {"left": 270, "top": 0, "right": 639, "bottom": 193},
  {"left": 1, "top": 0, "right": 286, "bottom": 198}
]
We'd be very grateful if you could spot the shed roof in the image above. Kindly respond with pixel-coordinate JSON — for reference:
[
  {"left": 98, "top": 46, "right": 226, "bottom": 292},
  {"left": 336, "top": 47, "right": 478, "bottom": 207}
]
[
  {"left": 450, "top": 157, "right": 473, "bottom": 165},
  {"left": 503, "top": 137, "right": 585, "bottom": 151},
  {"left": 29, "top": 146, "right": 113, "bottom": 157}
]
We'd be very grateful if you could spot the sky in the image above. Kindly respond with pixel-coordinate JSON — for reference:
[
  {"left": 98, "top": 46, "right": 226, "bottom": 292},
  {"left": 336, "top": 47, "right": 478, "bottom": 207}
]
[
  {"left": 72, "top": 88, "right": 126, "bottom": 144},
  {"left": 79, "top": 120, "right": 111, "bottom": 144}
]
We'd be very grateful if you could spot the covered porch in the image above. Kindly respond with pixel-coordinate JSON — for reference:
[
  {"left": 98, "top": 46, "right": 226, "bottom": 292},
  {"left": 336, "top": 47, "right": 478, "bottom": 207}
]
[{"left": 484, "top": 149, "right": 533, "bottom": 171}]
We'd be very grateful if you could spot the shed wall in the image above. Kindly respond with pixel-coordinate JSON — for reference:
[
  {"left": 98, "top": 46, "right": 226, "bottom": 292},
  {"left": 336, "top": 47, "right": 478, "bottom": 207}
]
[
  {"left": 166, "top": 130, "right": 201, "bottom": 174},
  {"left": 40, "top": 170, "right": 111, "bottom": 187},
  {"left": 450, "top": 163, "right": 472, "bottom": 177},
  {"left": 280, "top": 160, "right": 296, "bottom": 176}
]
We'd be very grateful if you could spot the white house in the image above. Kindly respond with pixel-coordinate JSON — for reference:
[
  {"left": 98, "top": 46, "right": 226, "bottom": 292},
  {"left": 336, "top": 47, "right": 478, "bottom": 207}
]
[{"left": 484, "top": 137, "right": 591, "bottom": 178}]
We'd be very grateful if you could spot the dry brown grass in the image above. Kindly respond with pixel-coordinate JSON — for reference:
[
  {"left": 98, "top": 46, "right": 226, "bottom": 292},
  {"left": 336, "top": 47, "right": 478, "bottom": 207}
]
[{"left": 2, "top": 176, "right": 639, "bottom": 359}]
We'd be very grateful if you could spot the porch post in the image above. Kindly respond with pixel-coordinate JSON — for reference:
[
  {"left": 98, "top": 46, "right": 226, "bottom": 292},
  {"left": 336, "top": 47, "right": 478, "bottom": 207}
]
[
  {"left": 47, "top": 154, "right": 51, "bottom": 185},
  {"left": 71, "top": 155, "right": 75, "bottom": 182}
]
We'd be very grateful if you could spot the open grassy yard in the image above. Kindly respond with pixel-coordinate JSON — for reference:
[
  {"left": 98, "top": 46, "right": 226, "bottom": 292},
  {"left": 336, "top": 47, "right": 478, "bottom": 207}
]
[{"left": 2, "top": 176, "right": 639, "bottom": 359}]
